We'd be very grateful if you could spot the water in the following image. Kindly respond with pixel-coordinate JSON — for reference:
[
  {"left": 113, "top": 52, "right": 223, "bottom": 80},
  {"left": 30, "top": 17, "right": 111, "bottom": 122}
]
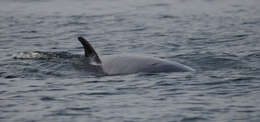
[{"left": 1, "top": 0, "right": 260, "bottom": 121}]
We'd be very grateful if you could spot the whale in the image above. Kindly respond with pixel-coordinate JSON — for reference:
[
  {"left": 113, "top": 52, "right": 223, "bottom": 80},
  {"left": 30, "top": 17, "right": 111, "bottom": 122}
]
[{"left": 78, "top": 37, "right": 194, "bottom": 75}]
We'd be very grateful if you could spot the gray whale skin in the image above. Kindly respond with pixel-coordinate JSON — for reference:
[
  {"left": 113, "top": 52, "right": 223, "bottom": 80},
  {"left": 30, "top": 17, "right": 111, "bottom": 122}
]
[{"left": 78, "top": 37, "right": 194, "bottom": 75}]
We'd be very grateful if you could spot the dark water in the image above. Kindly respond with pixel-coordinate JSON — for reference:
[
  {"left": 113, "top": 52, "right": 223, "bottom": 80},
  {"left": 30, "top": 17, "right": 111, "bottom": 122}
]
[{"left": 1, "top": 0, "right": 260, "bottom": 121}]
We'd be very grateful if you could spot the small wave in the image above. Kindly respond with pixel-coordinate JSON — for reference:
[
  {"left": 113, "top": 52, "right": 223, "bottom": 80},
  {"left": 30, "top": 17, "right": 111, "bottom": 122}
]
[
  {"left": 40, "top": 96, "right": 56, "bottom": 101},
  {"left": 7, "top": 51, "right": 102, "bottom": 79},
  {"left": 12, "top": 51, "right": 79, "bottom": 60},
  {"left": 12, "top": 52, "right": 51, "bottom": 59}
]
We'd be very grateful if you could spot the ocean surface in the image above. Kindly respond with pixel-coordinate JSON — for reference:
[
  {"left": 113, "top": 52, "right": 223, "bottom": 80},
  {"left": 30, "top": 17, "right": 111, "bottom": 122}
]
[{"left": 1, "top": 0, "right": 260, "bottom": 121}]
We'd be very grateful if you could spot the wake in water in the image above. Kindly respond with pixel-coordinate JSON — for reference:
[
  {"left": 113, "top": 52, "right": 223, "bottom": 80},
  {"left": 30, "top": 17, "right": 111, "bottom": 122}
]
[
  {"left": 2, "top": 51, "right": 104, "bottom": 79},
  {"left": 12, "top": 51, "right": 80, "bottom": 60}
]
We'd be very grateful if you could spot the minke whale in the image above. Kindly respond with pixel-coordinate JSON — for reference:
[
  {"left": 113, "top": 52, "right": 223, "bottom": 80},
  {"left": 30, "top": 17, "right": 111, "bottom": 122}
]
[{"left": 78, "top": 37, "right": 194, "bottom": 75}]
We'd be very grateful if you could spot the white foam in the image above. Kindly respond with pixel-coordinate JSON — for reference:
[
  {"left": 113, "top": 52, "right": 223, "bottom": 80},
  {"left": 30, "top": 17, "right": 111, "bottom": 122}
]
[{"left": 12, "top": 52, "right": 48, "bottom": 59}]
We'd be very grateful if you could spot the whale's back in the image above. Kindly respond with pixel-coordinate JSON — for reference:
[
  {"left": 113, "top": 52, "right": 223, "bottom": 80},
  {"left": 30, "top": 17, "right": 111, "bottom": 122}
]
[
  {"left": 77, "top": 37, "right": 194, "bottom": 75},
  {"left": 101, "top": 55, "right": 194, "bottom": 75}
]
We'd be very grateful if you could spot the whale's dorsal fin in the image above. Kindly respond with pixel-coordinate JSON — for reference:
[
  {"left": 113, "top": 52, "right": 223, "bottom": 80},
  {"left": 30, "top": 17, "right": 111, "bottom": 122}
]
[{"left": 78, "top": 37, "right": 102, "bottom": 64}]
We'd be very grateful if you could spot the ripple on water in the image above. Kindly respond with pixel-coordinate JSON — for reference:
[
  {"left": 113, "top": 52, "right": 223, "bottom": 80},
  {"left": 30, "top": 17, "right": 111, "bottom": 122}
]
[{"left": 40, "top": 96, "right": 56, "bottom": 101}]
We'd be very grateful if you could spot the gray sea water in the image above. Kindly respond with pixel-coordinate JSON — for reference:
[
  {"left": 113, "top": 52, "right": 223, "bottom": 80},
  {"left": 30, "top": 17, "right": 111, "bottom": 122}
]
[{"left": 1, "top": 0, "right": 260, "bottom": 121}]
